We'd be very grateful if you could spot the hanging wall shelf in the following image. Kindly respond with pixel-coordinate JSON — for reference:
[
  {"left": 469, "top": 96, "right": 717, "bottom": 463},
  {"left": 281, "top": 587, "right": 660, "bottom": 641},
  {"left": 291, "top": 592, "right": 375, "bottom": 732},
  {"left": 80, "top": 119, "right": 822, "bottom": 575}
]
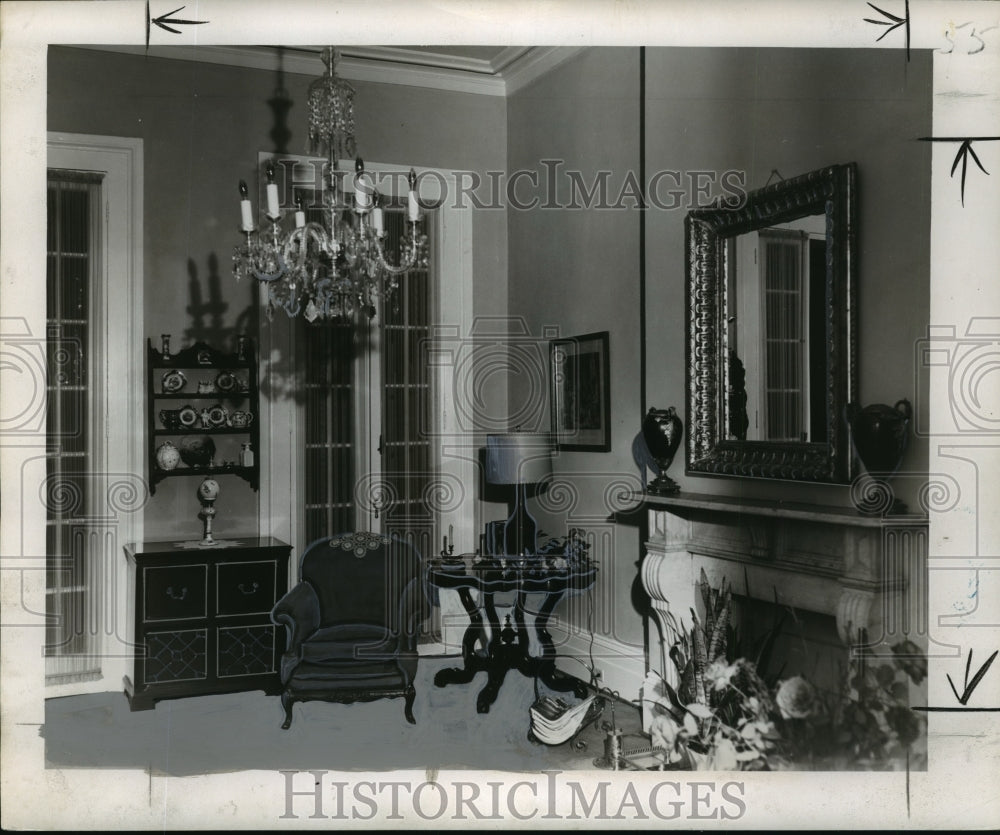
[{"left": 146, "top": 337, "right": 261, "bottom": 494}]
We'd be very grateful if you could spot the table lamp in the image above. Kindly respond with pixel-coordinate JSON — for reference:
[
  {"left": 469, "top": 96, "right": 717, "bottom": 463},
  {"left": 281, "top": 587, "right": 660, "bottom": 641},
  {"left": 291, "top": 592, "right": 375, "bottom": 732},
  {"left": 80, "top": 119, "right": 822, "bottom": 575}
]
[{"left": 485, "top": 432, "right": 554, "bottom": 558}]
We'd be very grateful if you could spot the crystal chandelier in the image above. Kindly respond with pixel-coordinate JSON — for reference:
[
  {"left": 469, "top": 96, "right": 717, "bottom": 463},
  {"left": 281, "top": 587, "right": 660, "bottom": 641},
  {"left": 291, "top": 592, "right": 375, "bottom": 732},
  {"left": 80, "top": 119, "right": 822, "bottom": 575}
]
[{"left": 233, "top": 47, "right": 428, "bottom": 322}]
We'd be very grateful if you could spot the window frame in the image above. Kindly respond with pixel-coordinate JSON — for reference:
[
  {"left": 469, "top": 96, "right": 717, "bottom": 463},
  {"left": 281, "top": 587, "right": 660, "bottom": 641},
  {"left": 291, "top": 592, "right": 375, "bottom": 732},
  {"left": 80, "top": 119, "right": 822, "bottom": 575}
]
[{"left": 44, "top": 133, "right": 144, "bottom": 696}]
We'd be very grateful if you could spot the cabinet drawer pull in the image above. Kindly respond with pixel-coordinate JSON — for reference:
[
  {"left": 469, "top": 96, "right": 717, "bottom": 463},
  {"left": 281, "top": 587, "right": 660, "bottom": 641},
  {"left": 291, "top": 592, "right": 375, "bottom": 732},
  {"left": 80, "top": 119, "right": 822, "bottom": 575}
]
[
  {"left": 238, "top": 582, "right": 260, "bottom": 595},
  {"left": 166, "top": 586, "right": 187, "bottom": 601}
]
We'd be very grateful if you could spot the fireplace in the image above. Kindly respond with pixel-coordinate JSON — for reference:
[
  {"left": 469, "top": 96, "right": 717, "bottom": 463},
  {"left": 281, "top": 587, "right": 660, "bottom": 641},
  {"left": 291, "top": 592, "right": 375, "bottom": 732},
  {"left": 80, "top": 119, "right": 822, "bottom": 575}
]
[{"left": 640, "top": 492, "right": 928, "bottom": 698}]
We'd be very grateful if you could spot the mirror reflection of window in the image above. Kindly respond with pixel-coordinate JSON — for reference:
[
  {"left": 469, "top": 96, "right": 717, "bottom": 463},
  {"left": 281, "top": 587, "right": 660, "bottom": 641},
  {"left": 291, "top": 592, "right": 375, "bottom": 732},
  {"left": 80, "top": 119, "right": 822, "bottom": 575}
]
[
  {"left": 726, "top": 214, "right": 826, "bottom": 443},
  {"left": 761, "top": 228, "right": 807, "bottom": 442}
]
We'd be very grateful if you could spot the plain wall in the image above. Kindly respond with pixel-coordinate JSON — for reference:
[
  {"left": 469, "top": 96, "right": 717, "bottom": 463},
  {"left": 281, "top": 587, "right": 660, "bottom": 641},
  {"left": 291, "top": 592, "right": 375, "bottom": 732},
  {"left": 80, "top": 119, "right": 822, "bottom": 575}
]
[{"left": 507, "top": 48, "right": 646, "bottom": 664}]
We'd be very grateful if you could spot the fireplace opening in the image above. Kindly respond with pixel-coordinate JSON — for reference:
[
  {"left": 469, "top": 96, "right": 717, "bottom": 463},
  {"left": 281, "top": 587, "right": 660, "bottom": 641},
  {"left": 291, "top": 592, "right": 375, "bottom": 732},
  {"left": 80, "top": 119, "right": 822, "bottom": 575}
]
[{"left": 723, "top": 593, "right": 846, "bottom": 696}]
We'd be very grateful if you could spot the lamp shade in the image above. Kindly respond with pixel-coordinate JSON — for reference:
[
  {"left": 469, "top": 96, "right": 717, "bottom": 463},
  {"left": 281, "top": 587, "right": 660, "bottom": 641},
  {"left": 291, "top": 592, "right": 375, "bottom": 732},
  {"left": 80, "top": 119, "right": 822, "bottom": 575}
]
[{"left": 485, "top": 433, "right": 554, "bottom": 485}]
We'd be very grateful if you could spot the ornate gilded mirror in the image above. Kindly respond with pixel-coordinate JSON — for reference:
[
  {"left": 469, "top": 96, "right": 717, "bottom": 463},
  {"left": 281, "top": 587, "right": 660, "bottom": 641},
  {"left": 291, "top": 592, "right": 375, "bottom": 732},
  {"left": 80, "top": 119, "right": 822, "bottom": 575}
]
[{"left": 685, "top": 163, "right": 857, "bottom": 482}]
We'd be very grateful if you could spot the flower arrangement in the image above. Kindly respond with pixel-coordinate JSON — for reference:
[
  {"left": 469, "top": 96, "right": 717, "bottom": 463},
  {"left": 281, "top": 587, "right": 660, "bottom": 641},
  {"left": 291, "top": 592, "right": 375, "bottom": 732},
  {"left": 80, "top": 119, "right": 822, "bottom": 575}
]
[{"left": 643, "top": 570, "right": 927, "bottom": 771}]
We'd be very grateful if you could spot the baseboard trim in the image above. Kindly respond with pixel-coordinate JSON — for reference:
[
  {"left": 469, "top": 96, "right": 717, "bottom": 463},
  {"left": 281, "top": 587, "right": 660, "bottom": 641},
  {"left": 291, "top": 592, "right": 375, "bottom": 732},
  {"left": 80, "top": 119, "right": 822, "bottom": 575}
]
[
  {"left": 552, "top": 631, "right": 646, "bottom": 706},
  {"left": 417, "top": 641, "right": 456, "bottom": 657}
]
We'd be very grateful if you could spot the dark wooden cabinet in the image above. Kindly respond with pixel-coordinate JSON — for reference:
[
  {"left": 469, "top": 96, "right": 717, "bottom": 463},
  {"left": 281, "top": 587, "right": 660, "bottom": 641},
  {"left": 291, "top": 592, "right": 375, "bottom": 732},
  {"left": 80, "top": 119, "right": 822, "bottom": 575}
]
[
  {"left": 147, "top": 337, "right": 260, "bottom": 494},
  {"left": 124, "top": 537, "right": 290, "bottom": 710}
]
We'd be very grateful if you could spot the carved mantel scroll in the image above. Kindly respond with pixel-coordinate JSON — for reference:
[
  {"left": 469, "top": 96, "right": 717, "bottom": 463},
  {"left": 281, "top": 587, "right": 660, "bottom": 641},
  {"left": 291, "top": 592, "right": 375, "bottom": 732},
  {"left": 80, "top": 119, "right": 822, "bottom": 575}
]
[{"left": 639, "top": 492, "right": 928, "bottom": 679}]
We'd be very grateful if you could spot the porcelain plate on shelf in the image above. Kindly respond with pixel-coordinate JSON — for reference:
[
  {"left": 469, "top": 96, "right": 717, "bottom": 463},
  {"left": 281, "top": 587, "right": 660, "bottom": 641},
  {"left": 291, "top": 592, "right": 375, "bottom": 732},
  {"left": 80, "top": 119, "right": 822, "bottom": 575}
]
[
  {"left": 161, "top": 369, "right": 186, "bottom": 392},
  {"left": 215, "top": 371, "right": 237, "bottom": 393},
  {"left": 178, "top": 405, "right": 198, "bottom": 427},
  {"left": 207, "top": 405, "right": 228, "bottom": 427}
]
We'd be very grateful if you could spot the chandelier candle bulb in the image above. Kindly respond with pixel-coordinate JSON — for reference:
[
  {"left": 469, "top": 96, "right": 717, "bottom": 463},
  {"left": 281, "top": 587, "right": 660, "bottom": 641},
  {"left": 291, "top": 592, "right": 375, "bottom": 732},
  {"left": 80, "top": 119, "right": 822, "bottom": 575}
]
[
  {"left": 372, "top": 192, "right": 384, "bottom": 235},
  {"left": 295, "top": 196, "right": 305, "bottom": 229},
  {"left": 265, "top": 162, "right": 281, "bottom": 219},
  {"left": 238, "top": 181, "right": 254, "bottom": 232},
  {"left": 407, "top": 168, "right": 419, "bottom": 221},
  {"left": 355, "top": 158, "right": 370, "bottom": 210}
]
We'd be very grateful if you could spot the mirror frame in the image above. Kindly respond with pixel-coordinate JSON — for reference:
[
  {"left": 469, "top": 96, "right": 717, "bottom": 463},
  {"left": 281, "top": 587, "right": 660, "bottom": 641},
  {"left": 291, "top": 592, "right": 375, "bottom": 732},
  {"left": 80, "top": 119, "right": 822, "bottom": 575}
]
[{"left": 685, "top": 162, "right": 857, "bottom": 483}]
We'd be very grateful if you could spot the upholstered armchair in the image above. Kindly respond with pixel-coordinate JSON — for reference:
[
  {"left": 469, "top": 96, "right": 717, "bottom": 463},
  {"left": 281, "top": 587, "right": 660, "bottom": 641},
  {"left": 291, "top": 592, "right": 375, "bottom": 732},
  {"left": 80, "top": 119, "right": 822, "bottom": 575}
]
[{"left": 270, "top": 532, "right": 429, "bottom": 729}]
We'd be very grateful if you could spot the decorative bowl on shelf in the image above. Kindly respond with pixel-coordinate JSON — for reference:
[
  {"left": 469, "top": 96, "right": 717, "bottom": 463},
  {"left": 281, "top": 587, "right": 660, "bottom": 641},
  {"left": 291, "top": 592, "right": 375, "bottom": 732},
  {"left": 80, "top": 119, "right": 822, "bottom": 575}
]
[
  {"left": 179, "top": 435, "right": 216, "bottom": 468},
  {"left": 159, "top": 409, "right": 181, "bottom": 430}
]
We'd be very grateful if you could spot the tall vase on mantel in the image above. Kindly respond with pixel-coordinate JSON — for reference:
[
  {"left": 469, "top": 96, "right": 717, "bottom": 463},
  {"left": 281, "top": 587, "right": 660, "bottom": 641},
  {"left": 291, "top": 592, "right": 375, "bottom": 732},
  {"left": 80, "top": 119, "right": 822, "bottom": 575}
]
[
  {"left": 846, "top": 399, "right": 912, "bottom": 516},
  {"left": 640, "top": 407, "right": 684, "bottom": 495}
]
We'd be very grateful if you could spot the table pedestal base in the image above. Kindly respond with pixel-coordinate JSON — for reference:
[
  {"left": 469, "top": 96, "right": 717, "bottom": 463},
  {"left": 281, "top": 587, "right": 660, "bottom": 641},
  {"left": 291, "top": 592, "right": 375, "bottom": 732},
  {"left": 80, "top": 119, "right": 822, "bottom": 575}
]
[{"left": 434, "top": 587, "right": 588, "bottom": 713}]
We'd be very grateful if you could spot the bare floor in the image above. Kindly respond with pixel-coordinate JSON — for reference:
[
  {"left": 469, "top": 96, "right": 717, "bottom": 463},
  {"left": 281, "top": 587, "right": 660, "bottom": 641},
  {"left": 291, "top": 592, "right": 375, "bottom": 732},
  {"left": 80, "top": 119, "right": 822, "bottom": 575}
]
[{"left": 42, "top": 656, "right": 646, "bottom": 777}]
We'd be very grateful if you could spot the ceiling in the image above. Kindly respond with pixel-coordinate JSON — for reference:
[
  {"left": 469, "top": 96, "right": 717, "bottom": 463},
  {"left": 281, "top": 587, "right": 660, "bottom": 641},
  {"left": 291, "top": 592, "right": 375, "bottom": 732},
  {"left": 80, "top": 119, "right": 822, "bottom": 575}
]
[{"left": 77, "top": 44, "right": 583, "bottom": 96}]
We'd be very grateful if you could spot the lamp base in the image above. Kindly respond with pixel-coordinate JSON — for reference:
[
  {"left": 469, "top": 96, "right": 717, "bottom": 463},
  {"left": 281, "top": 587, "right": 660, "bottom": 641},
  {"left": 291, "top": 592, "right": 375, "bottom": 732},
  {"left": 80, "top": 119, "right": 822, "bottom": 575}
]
[{"left": 502, "top": 483, "right": 538, "bottom": 557}]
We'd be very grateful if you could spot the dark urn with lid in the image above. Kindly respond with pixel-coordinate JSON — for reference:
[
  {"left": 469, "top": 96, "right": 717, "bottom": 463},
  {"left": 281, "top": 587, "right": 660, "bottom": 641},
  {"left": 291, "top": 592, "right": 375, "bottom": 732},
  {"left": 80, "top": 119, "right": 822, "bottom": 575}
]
[{"left": 642, "top": 406, "right": 684, "bottom": 495}]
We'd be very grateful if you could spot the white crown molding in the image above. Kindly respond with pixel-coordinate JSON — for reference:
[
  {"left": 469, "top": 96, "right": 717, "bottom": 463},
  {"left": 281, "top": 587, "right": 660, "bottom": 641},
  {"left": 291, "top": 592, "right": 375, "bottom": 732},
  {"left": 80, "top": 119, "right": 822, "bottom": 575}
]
[
  {"left": 501, "top": 46, "right": 586, "bottom": 95},
  {"left": 489, "top": 46, "right": 537, "bottom": 73},
  {"left": 339, "top": 45, "right": 534, "bottom": 75},
  {"left": 339, "top": 53, "right": 507, "bottom": 96},
  {"left": 68, "top": 44, "right": 586, "bottom": 97}
]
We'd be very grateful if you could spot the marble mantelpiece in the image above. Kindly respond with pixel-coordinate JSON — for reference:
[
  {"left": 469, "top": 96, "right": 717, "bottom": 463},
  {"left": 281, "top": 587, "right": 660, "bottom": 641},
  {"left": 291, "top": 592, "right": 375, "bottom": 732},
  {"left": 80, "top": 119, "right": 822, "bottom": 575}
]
[{"left": 638, "top": 491, "right": 928, "bottom": 681}]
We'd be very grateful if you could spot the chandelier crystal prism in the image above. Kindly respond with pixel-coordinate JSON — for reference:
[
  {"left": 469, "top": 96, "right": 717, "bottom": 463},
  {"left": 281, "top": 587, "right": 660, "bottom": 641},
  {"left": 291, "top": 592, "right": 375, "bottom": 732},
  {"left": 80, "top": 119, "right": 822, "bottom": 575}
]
[{"left": 233, "top": 46, "right": 428, "bottom": 322}]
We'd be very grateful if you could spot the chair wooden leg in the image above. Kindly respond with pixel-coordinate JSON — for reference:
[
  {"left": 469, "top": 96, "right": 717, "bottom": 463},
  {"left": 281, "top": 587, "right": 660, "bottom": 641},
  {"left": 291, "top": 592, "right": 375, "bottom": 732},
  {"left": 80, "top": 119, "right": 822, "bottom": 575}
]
[
  {"left": 403, "top": 685, "right": 416, "bottom": 724},
  {"left": 280, "top": 690, "right": 294, "bottom": 730}
]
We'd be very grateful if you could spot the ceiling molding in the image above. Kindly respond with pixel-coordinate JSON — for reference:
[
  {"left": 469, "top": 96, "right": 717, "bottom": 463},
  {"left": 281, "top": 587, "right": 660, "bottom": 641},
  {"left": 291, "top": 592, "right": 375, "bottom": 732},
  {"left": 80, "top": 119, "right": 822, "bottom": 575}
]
[
  {"left": 339, "top": 52, "right": 507, "bottom": 96},
  {"left": 502, "top": 47, "right": 585, "bottom": 95},
  {"left": 69, "top": 45, "right": 586, "bottom": 97},
  {"left": 338, "top": 45, "right": 534, "bottom": 75}
]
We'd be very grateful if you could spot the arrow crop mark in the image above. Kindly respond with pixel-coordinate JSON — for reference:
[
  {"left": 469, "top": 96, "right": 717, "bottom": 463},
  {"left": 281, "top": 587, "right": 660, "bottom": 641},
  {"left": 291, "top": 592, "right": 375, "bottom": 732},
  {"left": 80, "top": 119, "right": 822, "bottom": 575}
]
[
  {"left": 947, "top": 648, "right": 998, "bottom": 705},
  {"left": 864, "top": 0, "right": 911, "bottom": 61},
  {"left": 919, "top": 137, "right": 998, "bottom": 206},
  {"left": 146, "top": 2, "right": 209, "bottom": 47},
  {"left": 951, "top": 140, "right": 990, "bottom": 207}
]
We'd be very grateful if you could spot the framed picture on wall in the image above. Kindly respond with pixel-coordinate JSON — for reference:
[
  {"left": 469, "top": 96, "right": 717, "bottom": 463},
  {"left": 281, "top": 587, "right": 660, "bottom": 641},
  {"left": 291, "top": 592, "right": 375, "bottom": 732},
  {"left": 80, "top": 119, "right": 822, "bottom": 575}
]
[{"left": 549, "top": 331, "right": 611, "bottom": 451}]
